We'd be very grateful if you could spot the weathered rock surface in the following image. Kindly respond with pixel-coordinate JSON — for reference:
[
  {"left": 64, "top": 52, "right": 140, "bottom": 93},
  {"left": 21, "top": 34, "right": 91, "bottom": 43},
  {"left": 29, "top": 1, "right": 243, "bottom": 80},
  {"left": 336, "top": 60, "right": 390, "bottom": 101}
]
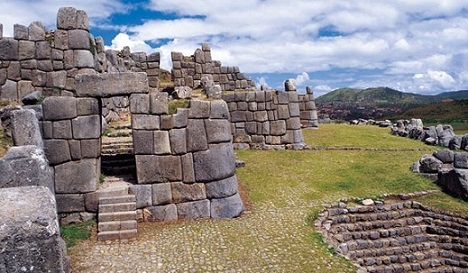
[
  {"left": 438, "top": 168, "right": 468, "bottom": 200},
  {"left": 0, "top": 186, "right": 70, "bottom": 273}
]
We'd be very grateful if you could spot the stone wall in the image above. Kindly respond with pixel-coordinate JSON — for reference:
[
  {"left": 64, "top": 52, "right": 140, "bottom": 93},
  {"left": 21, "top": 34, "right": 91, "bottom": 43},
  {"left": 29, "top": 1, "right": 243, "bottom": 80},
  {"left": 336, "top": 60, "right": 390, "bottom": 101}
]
[
  {"left": 129, "top": 94, "right": 243, "bottom": 220},
  {"left": 171, "top": 43, "right": 256, "bottom": 91},
  {"left": 41, "top": 96, "right": 101, "bottom": 216},
  {"left": 0, "top": 7, "right": 160, "bottom": 103},
  {"left": 222, "top": 88, "right": 307, "bottom": 150},
  {"left": 298, "top": 86, "right": 319, "bottom": 128}
]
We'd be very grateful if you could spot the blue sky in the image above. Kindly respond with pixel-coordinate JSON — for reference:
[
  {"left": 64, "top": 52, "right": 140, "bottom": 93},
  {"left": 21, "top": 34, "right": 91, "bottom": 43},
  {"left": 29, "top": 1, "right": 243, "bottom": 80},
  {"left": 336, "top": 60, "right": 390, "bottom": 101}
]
[{"left": 1, "top": 0, "right": 467, "bottom": 96}]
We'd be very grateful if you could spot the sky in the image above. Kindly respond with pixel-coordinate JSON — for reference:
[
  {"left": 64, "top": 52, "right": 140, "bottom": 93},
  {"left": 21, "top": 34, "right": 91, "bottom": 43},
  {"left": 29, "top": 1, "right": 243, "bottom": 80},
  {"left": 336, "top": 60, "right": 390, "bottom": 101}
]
[{"left": 0, "top": 0, "right": 467, "bottom": 97}]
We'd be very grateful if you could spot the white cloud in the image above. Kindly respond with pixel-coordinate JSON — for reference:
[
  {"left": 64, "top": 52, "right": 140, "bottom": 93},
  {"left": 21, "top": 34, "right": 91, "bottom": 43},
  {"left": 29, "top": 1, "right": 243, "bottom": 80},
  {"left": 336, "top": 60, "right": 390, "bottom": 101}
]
[
  {"left": 108, "top": 33, "right": 154, "bottom": 54},
  {"left": 295, "top": 72, "right": 311, "bottom": 86},
  {"left": 427, "top": 70, "right": 456, "bottom": 89}
]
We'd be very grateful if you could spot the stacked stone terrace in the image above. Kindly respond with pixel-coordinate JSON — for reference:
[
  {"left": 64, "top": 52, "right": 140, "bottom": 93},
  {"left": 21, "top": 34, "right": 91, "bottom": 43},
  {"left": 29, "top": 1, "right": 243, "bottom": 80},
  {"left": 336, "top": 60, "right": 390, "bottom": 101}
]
[
  {"left": 171, "top": 43, "right": 256, "bottom": 91},
  {"left": 316, "top": 200, "right": 468, "bottom": 273}
]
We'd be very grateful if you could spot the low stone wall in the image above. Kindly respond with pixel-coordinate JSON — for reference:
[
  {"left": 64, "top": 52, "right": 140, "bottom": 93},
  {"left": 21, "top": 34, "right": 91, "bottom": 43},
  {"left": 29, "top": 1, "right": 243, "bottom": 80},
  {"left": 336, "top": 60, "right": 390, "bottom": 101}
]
[
  {"left": 315, "top": 199, "right": 468, "bottom": 272},
  {"left": 298, "top": 86, "right": 318, "bottom": 128},
  {"left": 130, "top": 94, "right": 243, "bottom": 220},
  {"left": 0, "top": 186, "right": 70, "bottom": 273},
  {"left": 171, "top": 43, "right": 256, "bottom": 91},
  {"left": 412, "top": 150, "right": 468, "bottom": 201},
  {"left": 222, "top": 89, "right": 306, "bottom": 150}
]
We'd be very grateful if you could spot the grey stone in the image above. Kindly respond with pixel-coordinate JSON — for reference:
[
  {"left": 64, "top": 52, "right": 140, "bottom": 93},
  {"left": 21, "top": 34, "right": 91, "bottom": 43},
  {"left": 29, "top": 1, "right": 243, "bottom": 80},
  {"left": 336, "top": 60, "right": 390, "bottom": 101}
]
[
  {"left": 150, "top": 92, "right": 168, "bottom": 114},
  {"left": 210, "top": 193, "right": 243, "bottom": 219},
  {"left": 23, "top": 104, "right": 43, "bottom": 121},
  {"left": 81, "top": 139, "right": 100, "bottom": 158},
  {"left": 187, "top": 119, "right": 208, "bottom": 152},
  {"left": 277, "top": 91, "right": 289, "bottom": 104},
  {"left": 57, "top": 7, "right": 89, "bottom": 30},
  {"left": 76, "top": 72, "right": 149, "bottom": 97},
  {"left": 72, "top": 115, "right": 100, "bottom": 139},
  {"left": 0, "top": 146, "right": 54, "bottom": 192},
  {"left": 18, "top": 80, "right": 35, "bottom": 99},
  {"left": 11, "top": 109, "right": 43, "bottom": 148},
  {"left": 56, "top": 194, "right": 85, "bottom": 213},
  {"left": 289, "top": 102, "right": 300, "bottom": 117},
  {"left": 35, "top": 41, "right": 52, "bottom": 59},
  {"left": 438, "top": 128, "right": 455, "bottom": 147},
  {"left": 68, "top": 29, "right": 90, "bottom": 49},
  {"left": 76, "top": 98, "right": 99, "bottom": 116},
  {"left": 136, "top": 155, "right": 182, "bottom": 183},
  {"left": 433, "top": 149, "right": 455, "bottom": 164},
  {"left": 133, "top": 130, "right": 154, "bottom": 154},
  {"left": 19, "top": 40, "right": 35, "bottom": 60},
  {"left": 147, "top": 204, "right": 178, "bottom": 221},
  {"left": 55, "top": 159, "right": 98, "bottom": 193},
  {"left": 0, "top": 79, "right": 17, "bottom": 101},
  {"left": 14, "top": 24, "right": 28, "bottom": 40},
  {"left": 152, "top": 183, "right": 172, "bottom": 205},
  {"left": 171, "top": 182, "right": 206, "bottom": 203},
  {"left": 129, "top": 94, "right": 150, "bottom": 114},
  {"left": 176, "top": 199, "right": 210, "bottom": 220},
  {"left": 210, "top": 100, "right": 230, "bottom": 119},
  {"left": 286, "top": 117, "right": 301, "bottom": 130},
  {"left": 154, "top": 131, "right": 171, "bottom": 155},
  {"left": 132, "top": 114, "right": 160, "bottom": 130},
  {"left": 169, "top": 128, "right": 187, "bottom": 154},
  {"left": 129, "top": 184, "right": 152, "bottom": 209},
  {"left": 7, "top": 61, "right": 21, "bottom": 80},
  {"left": 449, "top": 136, "right": 462, "bottom": 150},
  {"left": 270, "top": 120, "right": 287, "bottom": 136},
  {"left": 206, "top": 175, "right": 238, "bottom": 199},
  {"left": 53, "top": 120, "right": 73, "bottom": 139},
  {"left": 173, "top": 108, "right": 189, "bottom": 128},
  {"left": 189, "top": 100, "right": 210, "bottom": 118},
  {"left": 206, "top": 85, "right": 222, "bottom": 99},
  {"left": 44, "top": 139, "right": 71, "bottom": 165},
  {"left": 21, "top": 90, "right": 42, "bottom": 105},
  {"left": 0, "top": 38, "right": 19, "bottom": 60},
  {"left": 454, "top": 153, "right": 468, "bottom": 169},
  {"left": 160, "top": 115, "right": 174, "bottom": 130},
  {"left": 205, "top": 119, "right": 232, "bottom": 143},
  {"left": 277, "top": 105, "right": 290, "bottom": 119},
  {"left": 0, "top": 186, "right": 70, "bottom": 273},
  {"left": 438, "top": 169, "right": 468, "bottom": 201},
  {"left": 28, "top": 21, "right": 46, "bottom": 41},
  {"left": 73, "top": 50, "right": 94, "bottom": 68},
  {"left": 43, "top": 96, "right": 77, "bottom": 121},
  {"left": 68, "top": 140, "right": 81, "bottom": 160},
  {"left": 84, "top": 191, "right": 99, "bottom": 212},
  {"left": 193, "top": 143, "right": 236, "bottom": 182},
  {"left": 419, "top": 155, "right": 443, "bottom": 173},
  {"left": 182, "top": 153, "right": 195, "bottom": 183},
  {"left": 173, "top": 86, "right": 192, "bottom": 99}
]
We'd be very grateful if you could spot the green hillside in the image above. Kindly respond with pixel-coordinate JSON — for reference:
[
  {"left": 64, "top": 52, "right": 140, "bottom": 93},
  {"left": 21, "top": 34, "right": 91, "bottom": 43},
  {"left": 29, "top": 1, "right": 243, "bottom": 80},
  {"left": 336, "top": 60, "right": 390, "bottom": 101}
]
[{"left": 390, "top": 99, "right": 468, "bottom": 123}]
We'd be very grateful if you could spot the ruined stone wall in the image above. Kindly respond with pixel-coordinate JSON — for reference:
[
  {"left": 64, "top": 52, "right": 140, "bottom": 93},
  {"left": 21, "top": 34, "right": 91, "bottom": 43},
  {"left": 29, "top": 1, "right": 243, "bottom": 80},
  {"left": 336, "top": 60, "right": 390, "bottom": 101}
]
[
  {"left": 298, "top": 86, "right": 319, "bottom": 128},
  {"left": 129, "top": 94, "right": 243, "bottom": 220},
  {"left": 0, "top": 7, "right": 161, "bottom": 104},
  {"left": 171, "top": 43, "right": 256, "bottom": 91},
  {"left": 222, "top": 90, "right": 306, "bottom": 150}
]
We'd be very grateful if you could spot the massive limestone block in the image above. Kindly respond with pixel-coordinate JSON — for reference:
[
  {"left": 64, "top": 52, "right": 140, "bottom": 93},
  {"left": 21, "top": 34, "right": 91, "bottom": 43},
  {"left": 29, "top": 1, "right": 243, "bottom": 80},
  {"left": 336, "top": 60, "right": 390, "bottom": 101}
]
[
  {"left": 454, "top": 153, "right": 468, "bottom": 169},
  {"left": 57, "top": 7, "right": 89, "bottom": 30},
  {"left": 433, "top": 149, "right": 454, "bottom": 164},
  {"left": 44, "top": 139, "right": 71, "bottom": 165},
  {"left": 55, "top": 158, "right": 98, "bottom": 193},
  {"left": 171, "top": 182, "right": 206, "bottom": 203},
  {"left": 176, "top": 199, "right": 210, "bottom": 220},
  {"left": 205, "top": 175, "right": 238, "bottom": 199},
  {"left": 186, "top": 119, "right": 208, "bottom": 152},
  {"left": 152, "top": 183, "right": 172, "bottom": 205},
  {"left": 129, "top": 184, "right": 152, "bottom": 209},
  {"left": 147, "top": 204, "right": 177, "bottom": 221},
  {"left": 68, "top": 29, "right": 90, "bottom": 49},
  {"left": 43, "top": 96, "right": 77, "bottom": 121},
  {"left": 72, "top": 115, "right": 101, "bottom": 139},
  {"left": 0, "top": 186, "right": 70, "bottom": 273},
  {"left": 75, "top": 73, "right": 149, "bottom": 97},
  {"left": 205, "top": 119, "right": 232, "bottom": 143},
  {"left": 55, "top": 193, "right": 85, "bottom": 213},
  {"left": 210, "top": 193, "right": 243, "bottom": 219},
  {"left": 419, "top": 155, "right": 443, "bottom": 173},
  {"left": 0, "top": 145, "right": 54, "bottom": 192},
  {"left": 0, "top": 38, "right": 19, "bottom": 60},
  {"left": 193, "top": 143, "right": 236, "bottom": 182},
  {"left": 11, "top": 109, "right": 43, "bottom": 148},
  {"left": 136, "top": 155, "right": 182, "bottom": 183}
]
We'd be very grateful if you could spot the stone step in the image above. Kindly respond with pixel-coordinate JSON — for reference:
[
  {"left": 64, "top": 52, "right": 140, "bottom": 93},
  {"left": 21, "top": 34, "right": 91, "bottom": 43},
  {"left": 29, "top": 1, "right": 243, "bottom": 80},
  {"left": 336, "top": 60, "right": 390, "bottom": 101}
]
[
  {"left": 357, "top": 249, "right": 440, "bottom": 267},
  {"left": 102, "top": 175, "right": 136, "bottom": 184},
  {"left": 101, "top": 157, "right": 136, "bottom": 168},
  {"left": 98, "top": 220, "right": 137, "bottom": 232},
  {"left": 97, "top": 229, "right": 137, "bottom": 241},
  {"left": 101, "top": 165, "right": 136, "bottom": 177},
  {"left": 99, "top": 195, "right": 136, "bottom": 205},
  {"left": 346, "top": 240, "right": 438, "bottom": 259},
  {"left": 97, "top": 182, "right": 130, "bottom": 198},
  {"left": 105, "top": 129, "right": 132, "bottom": 138},
  {"left": 99, "top": 202, "right": 136, "bottom": 213},
  {"left": 101, "top": 147, "right": 133, "bottom": 156},
  {"left": 98, "top": 211, "right": 137, "bottom": 222}
]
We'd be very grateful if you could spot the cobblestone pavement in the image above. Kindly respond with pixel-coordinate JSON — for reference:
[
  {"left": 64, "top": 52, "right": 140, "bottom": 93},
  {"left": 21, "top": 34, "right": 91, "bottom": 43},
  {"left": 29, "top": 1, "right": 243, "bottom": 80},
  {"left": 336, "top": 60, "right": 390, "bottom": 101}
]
[{"left": 70, "top": 189, "right": 356, "bottom": 273}]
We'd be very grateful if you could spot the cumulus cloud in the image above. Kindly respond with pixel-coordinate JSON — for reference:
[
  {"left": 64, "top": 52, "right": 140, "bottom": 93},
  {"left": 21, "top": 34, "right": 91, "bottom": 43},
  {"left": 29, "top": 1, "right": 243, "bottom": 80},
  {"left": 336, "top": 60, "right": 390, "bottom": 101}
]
[
  {"left": 295, "top": 72, "right": 311, "bottom": 86},
  {"left": 108, "top": 33, "right": 154, "bottom": 54},
  {"left": 427, "top": 70, "right": 456, "bottom": 89}
]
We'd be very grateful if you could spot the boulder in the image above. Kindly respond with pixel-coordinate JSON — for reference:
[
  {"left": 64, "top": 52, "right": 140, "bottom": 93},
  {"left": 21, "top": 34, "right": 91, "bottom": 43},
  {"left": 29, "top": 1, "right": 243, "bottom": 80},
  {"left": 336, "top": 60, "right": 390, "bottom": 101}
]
[
  {"left": 205, "top": 175, "right": 238, "bottom": 199},
  {"left": 0, "top": 145, "right": 54, "bottom": 192},
  {"left": 21, "top": 90, "right": 42, "bottom": 105},
  {"left": 11, "top": 109, "right": 43, "bottom": 148},
  {"left": 419, "top": 155, "right": 443, "bottom": 173},
  {"left": 454, "top": 152, "right": 468, "bottom": 169},
  {"left": 205, "top": 85, "right": 222, "bottom": 99},
  {"left": 0, "top": 186, "right": 70, "bottom": 273},
  {"left": 284, "top": 79, "right": 296, "bottom": 91},
  {"left": 433, "top": 149, "right": 455, "bottom": 164},
  {"left": 449, "top": 136, "right": 462, "bottom": 150},
  {"left": 461, "top": 135, "right": 468, "bottom": 151},
  {"left": 438, "top": 128, "right": 455, "bottom": 147},
  {"left": 438, "top": 169, "right": 468, "bottom": 201},
  {"left": 173, "top": 86, "right": 192, "bottom": 99}
]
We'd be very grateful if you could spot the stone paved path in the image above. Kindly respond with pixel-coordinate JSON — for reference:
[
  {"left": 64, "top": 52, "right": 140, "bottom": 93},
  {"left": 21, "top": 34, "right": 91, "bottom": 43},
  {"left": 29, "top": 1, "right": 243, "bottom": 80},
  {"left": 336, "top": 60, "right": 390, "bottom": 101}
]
[{"left": 70, "top": 191, "right": 356, "bottom": 273}]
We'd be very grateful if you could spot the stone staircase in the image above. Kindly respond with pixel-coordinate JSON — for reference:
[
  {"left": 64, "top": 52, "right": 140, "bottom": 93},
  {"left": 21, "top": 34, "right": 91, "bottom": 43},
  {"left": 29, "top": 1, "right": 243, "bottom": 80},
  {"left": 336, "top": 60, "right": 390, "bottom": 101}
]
[
  {"left": 97, "top": 179, "right": 137, "bottom": 241},
  {"left": 101, "top": 122, "right": 136, "bottom": 177},
  {"left": 316, "top": 200, "right": 468, "bottom": 273}
]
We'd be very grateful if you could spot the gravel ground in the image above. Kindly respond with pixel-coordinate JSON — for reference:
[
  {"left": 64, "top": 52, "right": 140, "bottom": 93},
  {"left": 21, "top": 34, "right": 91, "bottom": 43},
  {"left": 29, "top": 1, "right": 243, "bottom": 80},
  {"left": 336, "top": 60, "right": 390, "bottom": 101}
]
[{"left": 70, "top": 195, "right": 356, "bottom": 273}]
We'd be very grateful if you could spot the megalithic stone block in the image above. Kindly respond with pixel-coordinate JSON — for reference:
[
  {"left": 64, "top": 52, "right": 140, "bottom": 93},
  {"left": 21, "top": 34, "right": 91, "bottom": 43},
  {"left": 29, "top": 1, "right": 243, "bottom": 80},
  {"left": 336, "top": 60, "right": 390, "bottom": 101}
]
[{"left": 75, "top": 72, "right": 149, "bottom": 97}]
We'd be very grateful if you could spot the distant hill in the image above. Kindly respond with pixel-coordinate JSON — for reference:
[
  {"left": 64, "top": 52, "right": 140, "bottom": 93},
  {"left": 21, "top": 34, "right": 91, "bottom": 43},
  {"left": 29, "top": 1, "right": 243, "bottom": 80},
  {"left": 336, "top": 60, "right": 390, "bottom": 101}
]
[
  {"left": 315, "top": 87, "right": 468, "bottom": 108},
  {"left": 389, "top": 99, "right": 468, "bottom": 123}
]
